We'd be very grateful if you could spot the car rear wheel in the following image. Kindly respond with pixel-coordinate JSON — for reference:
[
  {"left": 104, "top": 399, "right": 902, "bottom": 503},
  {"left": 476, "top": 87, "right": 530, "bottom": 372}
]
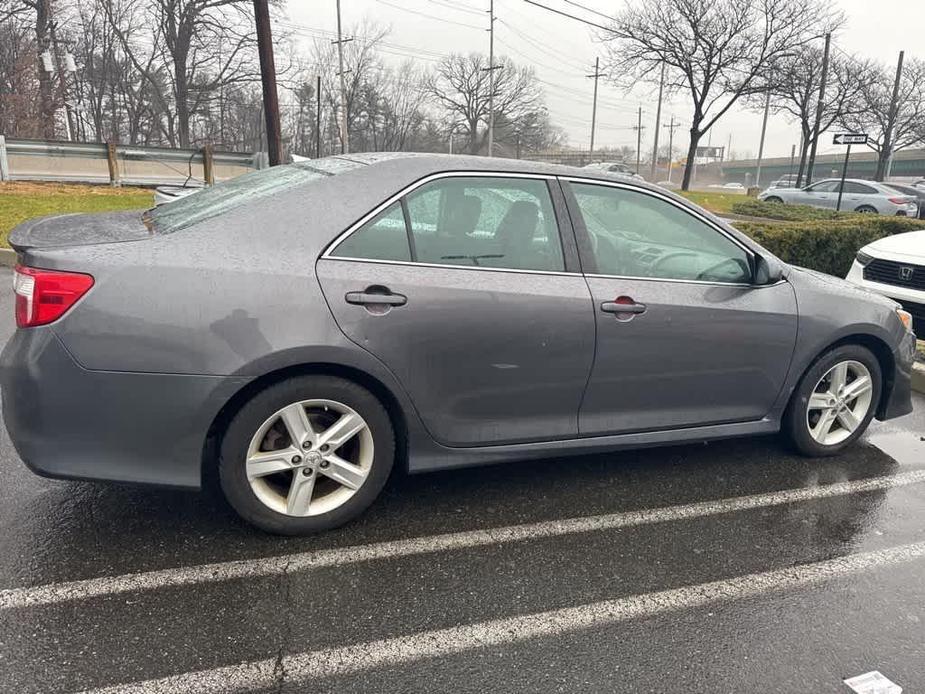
[
  {"left": 855, "top": 205, "right": 878, "bottom": 214},
  {"left": 784, "top": 345, "right": 881, "bottom": 457},
  {"left": 219, "top": 375, "right": 394, "bottom": 534}
]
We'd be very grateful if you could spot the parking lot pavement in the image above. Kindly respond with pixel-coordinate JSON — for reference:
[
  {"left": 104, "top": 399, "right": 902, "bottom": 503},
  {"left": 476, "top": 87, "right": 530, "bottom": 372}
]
[{"left": 1, "top": 266, "right": 924, "bottom": 693}]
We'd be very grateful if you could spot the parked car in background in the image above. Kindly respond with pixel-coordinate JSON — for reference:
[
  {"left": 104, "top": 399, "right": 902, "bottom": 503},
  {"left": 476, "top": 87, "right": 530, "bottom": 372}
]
[
  {"left": 583, "top": 161, "right": 644, "bottom": 180},
  {"left": 154, "top": 184, "right": 203, "bottom": 206},
  {"left": 883, "top": 182, "right": 925, "bottom": 219},
  {"left": 722, "top": 182, "right": 745, "bottom": 190},
  {"left": 847, "top": 230, "right": 925, "bottom": 335},
  {"left": 768, "top": 174, "right": 800, "bottom": 189},
  {"left": 759, "top": 178, "right": 919, "bottom": 216},
  {"left": 3, "top": 154, "right": 916, "bottom": 535},
  {"left": 656, "top": 180, "right": 681, "bottom": 190}
]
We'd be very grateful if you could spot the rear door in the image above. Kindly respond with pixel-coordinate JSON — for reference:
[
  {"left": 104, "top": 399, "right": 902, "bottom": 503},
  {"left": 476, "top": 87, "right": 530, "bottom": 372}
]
[
  {"left": 563, "top": 179, "right": 798, "bottom": 435},
  {"left": 316, "top": 173, "right": 596, "bottom": 447}
]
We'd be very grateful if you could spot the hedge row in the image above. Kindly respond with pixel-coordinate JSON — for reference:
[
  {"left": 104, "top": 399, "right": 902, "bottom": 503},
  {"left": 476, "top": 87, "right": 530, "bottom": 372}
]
[
  {"left": 729, "top": 198, "right": 856, "bottom": 221},
  {"left": 735, "top": 216, "right": 925, "bottom": 278}
]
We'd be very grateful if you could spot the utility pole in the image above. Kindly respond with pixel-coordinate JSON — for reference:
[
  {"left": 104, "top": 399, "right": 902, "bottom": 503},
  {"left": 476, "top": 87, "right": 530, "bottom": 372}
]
[
  {"left": 334, "top": 0, "right": 351, "bottom": 154},
  {"left": 254, "top": 0, "right": 282, "bottom": 166},
  {"left": 788, "top": 143, "right": 796, "bottom": 182},
  {"left": 650, "top": 62, "right": 665, "bottom": 181},
  {"left": 486, "top": 0, "right": 497, "bottom": 156},
  {"left": 587, "top": 57, "right": 604, "bottom": 154},
  {"left": 881, "top": 50, "right": 905, "bottom": 181},
  {"left": 315, "top": 74, "right": 322, "bottom": 158},
  {"left": 754, "top": 87, "right": 771, "bottom": 189},
  {"left": 663, "top": 115, "right": 679, "bottom": 183},
  {"left": 633, "top": 106, "right": 644, "bottom": 174},
  {"left": 805, "top": 32, "right": 831, "bottom": 186}
]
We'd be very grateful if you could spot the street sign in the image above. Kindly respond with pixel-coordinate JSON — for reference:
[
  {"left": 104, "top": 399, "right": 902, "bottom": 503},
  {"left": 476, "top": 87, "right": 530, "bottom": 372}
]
[{"left": 833, "top": 133, "right": 868, "bottom": 145}]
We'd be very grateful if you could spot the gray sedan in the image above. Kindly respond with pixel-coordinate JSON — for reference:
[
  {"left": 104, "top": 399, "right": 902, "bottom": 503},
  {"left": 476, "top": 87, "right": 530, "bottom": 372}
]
[
  {"left": 2, "top": 154, "right": 917, "bottom": 534},
  {"left": 759, "top": 178, "right": 919, "bottom": 216}
]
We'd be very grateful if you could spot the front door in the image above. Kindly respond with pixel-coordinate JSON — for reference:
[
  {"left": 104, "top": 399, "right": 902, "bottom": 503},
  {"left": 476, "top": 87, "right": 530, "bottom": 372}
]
[
  {"left": 316, "top": 174, "right": 596, "bottom": 446},
  {"left": 564, "top": 179, "right": 798, "bottom": 435},
  {"left": 800, "top": 180, "right": 840, "bottom": 208}
]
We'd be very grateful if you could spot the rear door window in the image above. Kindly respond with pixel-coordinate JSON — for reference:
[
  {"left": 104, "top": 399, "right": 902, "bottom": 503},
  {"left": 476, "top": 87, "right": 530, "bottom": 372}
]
[{"left": 404, "top": 176, "right": 565, "bottom": 272}]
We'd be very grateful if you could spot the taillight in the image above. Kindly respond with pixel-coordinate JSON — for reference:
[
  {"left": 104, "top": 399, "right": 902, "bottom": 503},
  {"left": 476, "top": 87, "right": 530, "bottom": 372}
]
[
  {"left": 13, "top": 265, "right": 94, "bottom": 328},
  {"left": 888, "top": 196, "right": 912, "bottom": 205}
]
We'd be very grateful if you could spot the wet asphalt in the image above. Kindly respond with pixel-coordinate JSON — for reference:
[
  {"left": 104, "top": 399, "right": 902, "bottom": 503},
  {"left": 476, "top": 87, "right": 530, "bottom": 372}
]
[{"left": 1, "top": 266, "right": 924, "bottom": 693}]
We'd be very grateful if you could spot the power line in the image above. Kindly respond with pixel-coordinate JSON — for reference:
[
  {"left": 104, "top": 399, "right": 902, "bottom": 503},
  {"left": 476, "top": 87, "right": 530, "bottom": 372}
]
[
  {"left": 521, "top": 0, "right": 613, "bottom": 32},
  {"left": 557, "top": 0, "right": 614, "bottom": 22},
  {"left": 373, "top": 0, "right": 485, "bottom": 30},
  {"left": 426, "top": 0, "right": 485, "bottom": 16}
]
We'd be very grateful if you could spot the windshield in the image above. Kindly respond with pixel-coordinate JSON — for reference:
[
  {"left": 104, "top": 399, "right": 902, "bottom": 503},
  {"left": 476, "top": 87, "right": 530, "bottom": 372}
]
[{"left": 147, "top": 158, "right": 365, "bottom": 234}]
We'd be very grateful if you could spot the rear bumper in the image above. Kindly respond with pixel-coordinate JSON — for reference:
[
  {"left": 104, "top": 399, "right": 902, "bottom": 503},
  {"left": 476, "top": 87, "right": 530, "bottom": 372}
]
[{"left": 0, "top": 327, "right": 243, "bottom": 489}]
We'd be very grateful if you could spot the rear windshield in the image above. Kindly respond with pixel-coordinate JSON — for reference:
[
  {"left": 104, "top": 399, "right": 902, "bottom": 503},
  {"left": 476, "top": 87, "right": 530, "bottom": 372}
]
[{"left": 147, "top": 157, "right": 365, "bottom": 234}]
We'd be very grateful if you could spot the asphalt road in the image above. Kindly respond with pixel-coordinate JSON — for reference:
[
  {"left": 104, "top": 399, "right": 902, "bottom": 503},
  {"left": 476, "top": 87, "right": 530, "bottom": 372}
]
[{"left": 1, "top": 266, "right": 924, "bottom": 693}]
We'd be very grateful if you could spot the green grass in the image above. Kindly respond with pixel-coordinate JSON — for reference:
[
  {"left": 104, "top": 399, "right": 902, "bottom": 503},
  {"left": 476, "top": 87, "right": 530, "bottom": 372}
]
[
  {"left": 1, "top": 182, "right": 153, "bottom": 248},
  {"left": 680, "top": 191, "right": 741, "bottom": 215}
]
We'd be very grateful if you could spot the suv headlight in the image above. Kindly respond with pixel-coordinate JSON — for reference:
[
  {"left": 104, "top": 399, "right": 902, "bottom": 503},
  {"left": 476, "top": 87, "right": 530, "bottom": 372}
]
[{"left": 856, "top": 250, "right": 875, "bottom": 267}]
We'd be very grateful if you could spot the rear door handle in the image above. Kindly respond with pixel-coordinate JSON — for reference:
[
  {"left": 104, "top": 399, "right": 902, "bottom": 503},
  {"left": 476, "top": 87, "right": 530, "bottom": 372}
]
[
  {"left": 345, "top": 291, "right": 407, "bottom": 307},
  {"left": 601, "top": 300, "right": 647, "bottom": 315}
]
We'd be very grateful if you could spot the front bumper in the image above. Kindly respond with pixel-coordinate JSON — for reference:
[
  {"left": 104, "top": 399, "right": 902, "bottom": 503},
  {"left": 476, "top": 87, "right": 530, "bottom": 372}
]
[
  {"left": 879, "top": 328, "right": 917, "bottom": 420},
  {"left": 0, "top": 327, "right": 244, "bottom": 489}
]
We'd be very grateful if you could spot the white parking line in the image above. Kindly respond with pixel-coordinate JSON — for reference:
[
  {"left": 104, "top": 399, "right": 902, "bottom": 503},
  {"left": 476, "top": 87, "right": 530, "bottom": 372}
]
[
  {"left": 3, "top": 469, "right": 925, "bottom": 611},
  {"left": 78, "top": 540, "right": 925, "bottom": 694}
]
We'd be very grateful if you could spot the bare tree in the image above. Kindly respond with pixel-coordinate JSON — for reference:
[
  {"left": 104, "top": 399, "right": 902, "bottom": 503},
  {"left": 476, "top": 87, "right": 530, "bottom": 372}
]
[
  {"left": 602, "top": 0, "right": 840, "bottom": 190},
  {"left": 752, "top": 47, "right": 876, "bottom": 186},
  {"left": 0, "top": 7, "right": 43, "bottom": 136},
  {"left": 424, "top": 53, "right": 544, "bottom": 155},
  {"left": 102, "top": 0, "right": 262, "bottom": 147},
  {"left": 840, "top": 56, "right": 925, "bottom": 181}
]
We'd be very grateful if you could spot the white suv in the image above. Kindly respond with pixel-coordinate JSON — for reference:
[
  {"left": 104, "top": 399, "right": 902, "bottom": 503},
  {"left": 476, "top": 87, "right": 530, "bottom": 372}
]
[{"left": 846, "top": 230, "right": 925, "bottom": 335}]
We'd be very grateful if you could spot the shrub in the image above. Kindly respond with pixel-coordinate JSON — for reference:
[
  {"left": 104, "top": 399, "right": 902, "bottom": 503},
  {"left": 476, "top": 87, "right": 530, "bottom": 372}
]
[
  {"left": 735, "top": 216, "right": 925, "bottom": 277},
  {"left": 729, "top": 198, "right": 858, "bottom": 221}
]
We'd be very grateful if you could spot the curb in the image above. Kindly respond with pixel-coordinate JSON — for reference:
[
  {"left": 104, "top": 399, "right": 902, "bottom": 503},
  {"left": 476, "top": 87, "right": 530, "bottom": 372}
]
[
  {"left": 913, "top": 361, "right": 925, "bottom": 396},
  {"left": 0, "top": 248, "right": 16, "bottom": 268}
]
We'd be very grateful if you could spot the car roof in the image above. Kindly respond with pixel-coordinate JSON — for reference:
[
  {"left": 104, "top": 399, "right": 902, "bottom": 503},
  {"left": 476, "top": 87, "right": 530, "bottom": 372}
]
[{"left": 327, "top": 151, "right": 660, "bottom": 190}]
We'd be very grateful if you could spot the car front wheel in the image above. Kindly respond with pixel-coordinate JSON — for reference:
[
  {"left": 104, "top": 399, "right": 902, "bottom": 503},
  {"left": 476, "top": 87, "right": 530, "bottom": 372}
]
[
  {"left": 784, "top": 345, "right": 882, "bottom": 457},
  {"left": 219, "top": 375, "right": 395, "bottom": 534}
]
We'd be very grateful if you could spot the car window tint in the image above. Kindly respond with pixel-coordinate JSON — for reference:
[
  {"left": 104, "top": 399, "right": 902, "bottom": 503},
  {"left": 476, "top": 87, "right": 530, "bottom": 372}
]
[
  {"left": 405, "top": 177, "right": 564, "bottom": 272},
  {"left": 571, "top": 183, "right": 751, "bottom": 284},
  {"left": 331, "top": 202, "right": 411, "bottom": 261},
  {"left": 808, "top": 181, "right": 838, "bottom": 193}
]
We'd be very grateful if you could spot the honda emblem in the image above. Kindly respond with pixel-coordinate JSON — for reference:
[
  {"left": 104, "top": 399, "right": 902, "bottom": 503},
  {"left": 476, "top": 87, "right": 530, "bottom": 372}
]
[{"left": 899, "top": 266, "right": 914, "bottom": 281}]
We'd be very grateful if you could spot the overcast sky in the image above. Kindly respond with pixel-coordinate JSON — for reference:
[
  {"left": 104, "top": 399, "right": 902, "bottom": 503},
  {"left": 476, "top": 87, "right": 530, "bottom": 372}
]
[{"left": 285, "top": 0, "right": 923, "bottom": 161}]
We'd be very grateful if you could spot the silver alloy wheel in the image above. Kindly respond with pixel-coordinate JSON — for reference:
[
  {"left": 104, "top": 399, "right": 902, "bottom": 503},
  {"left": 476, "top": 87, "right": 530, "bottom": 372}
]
[
  {"left": 245, "top": 399, "right": 374, "bottom": 516},
  {"left": 805, "top": 360, "right": 874, "bottom": 446}
]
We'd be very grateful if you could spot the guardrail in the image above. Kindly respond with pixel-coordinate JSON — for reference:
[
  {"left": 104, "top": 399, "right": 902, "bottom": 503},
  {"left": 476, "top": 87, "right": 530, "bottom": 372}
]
[{"left": 0, "top": 136, "right": 260, "bottom": 186}]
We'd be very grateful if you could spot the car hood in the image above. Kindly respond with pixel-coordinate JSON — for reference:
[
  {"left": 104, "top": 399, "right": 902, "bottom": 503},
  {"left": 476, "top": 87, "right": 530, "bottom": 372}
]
[
  {"left": 863, "top": 229, "right": 925, "bottom": 260},
  {"left": 789, "top": 265, "right": 899, "bottom": 309}
]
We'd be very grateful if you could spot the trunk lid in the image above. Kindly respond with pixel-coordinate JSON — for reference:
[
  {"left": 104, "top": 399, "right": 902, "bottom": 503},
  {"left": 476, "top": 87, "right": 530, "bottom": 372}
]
[{"left": 8, "top": 210, "right": 152, "bottom": 253}]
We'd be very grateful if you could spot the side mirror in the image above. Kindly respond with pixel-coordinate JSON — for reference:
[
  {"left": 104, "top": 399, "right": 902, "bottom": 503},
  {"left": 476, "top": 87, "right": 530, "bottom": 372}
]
[{"left": 754, "top": 254, "right": 784, "bottom": 285}]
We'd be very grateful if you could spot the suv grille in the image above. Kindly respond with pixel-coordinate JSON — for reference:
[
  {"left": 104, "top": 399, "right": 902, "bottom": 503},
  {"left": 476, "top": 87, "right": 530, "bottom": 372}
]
[{"left": 863, "top": 259, "right": 925, "bottom": 291}]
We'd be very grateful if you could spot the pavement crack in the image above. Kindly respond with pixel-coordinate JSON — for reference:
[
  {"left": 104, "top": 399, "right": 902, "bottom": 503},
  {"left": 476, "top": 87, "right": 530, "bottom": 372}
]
[{"left": 274, "top": 556, "right": 293, "bottom": 693}]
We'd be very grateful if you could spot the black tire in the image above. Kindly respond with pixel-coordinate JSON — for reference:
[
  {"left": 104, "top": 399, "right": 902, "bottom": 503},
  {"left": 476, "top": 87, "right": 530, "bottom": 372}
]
[
  {"left": 764, "top": 196, "right": 784, "bottom": 204},
  {"left": 855, "top": 205, "right": 878, "bottom": 214},
  {"left": 219, "top": 375, "right": 394, "bottom": 535},
  {"left": 783, "top": 344, "right": 882, "bottom": 457}
]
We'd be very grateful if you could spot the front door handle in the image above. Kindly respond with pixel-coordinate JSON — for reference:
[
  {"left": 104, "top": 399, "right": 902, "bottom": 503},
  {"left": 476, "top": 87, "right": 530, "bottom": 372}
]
[{"left": 345, "top": 291, "right": 407, "bottom": 307}]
